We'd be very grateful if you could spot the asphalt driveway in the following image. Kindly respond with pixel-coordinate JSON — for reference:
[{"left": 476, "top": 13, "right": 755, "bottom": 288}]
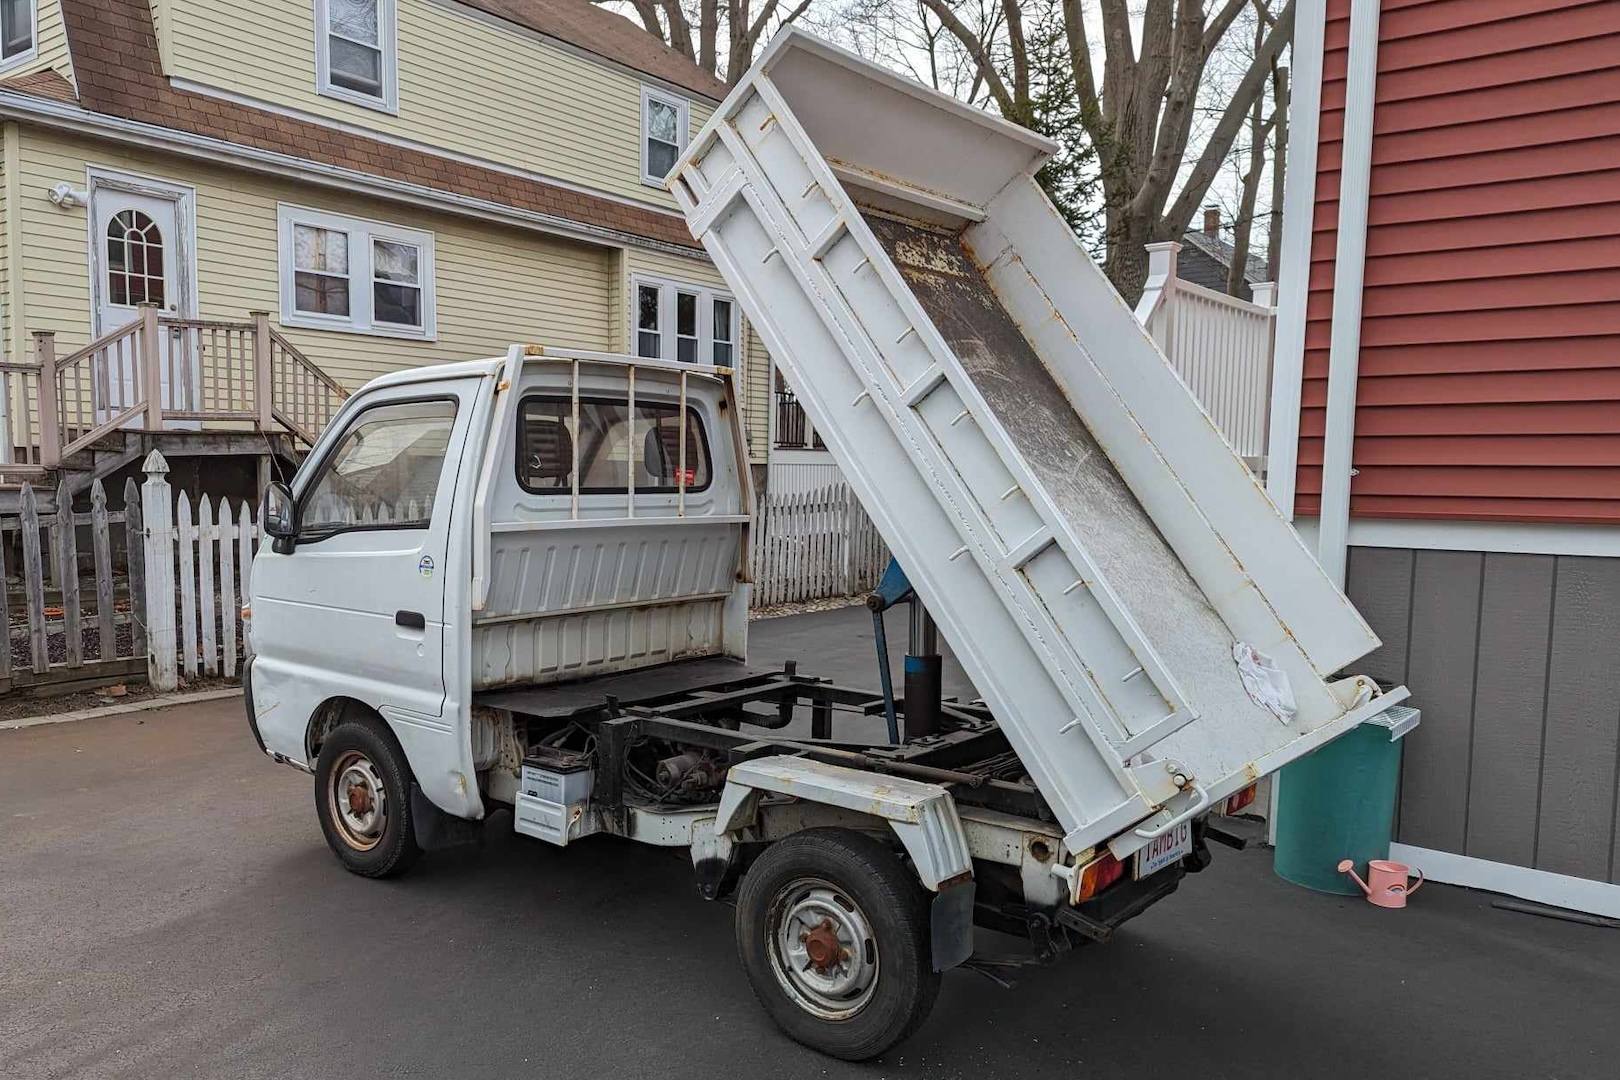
[{"left": 2, "top": 605, "right": 1616, "bottom": 1079}]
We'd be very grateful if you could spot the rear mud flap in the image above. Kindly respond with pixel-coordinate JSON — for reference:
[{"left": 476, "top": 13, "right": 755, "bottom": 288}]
[{"left": 931, "top": 879, "right": 976, "bottom": 972}]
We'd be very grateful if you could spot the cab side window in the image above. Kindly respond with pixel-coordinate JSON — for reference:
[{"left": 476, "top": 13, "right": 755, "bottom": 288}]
[
  {"left": 301, "top": 399, "right": 458, "bottom": 537},
  {"left": 517, "top": 396, "right": 710, "bottom": 494}
]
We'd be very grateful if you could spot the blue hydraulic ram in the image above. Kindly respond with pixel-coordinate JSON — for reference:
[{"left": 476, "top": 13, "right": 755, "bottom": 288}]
[{"left": 865, "top": 558, "right": 943, "bottom": 745}]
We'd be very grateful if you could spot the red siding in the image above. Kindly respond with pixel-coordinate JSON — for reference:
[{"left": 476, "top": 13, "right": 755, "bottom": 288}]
[{"left": 1295, "top": 0, "right": 1620, "bottom": 523}]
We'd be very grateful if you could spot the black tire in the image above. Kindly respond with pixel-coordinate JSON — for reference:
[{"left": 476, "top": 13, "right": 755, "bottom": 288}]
[
  {"left": 313, "top": 716, "right": 421, "bottom": 879},
  {"left": 735, "top": 828, "right": 940, "bottom": 1061}
]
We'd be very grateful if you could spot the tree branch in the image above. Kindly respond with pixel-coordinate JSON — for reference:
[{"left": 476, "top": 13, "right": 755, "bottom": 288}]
[
  {"left": 1131, "top": 0, "right": 1206, "bottom": 220},
  {"left": 1060, "top": 0, "right": 1112, "bottom": 173},
  {"left": 1164, "top": 0, "right": 1296, "bottom": 231},
  {"left": 613, "top": 0, "right": 666, "bottom": 41},
  {"left": 1000, "top": 0, "right": 1031, "bottom": 119},
  {"left": 1203, "top": 0, "right": 1251, "bottom": 59},
  {"left": 660, "top": 0, "right": 695, "bottom": 59},
  {"left": 916, "top": 0, "right": 1018, "bottom": 117}
]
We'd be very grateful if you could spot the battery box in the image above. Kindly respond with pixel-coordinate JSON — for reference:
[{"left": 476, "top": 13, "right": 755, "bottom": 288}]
[{"left": 513, "top": 746, "right": 595, "bottom": 846}]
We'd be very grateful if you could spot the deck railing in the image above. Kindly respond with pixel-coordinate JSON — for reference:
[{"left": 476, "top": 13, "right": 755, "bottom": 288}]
[
  {"left": 1135, "top": 241, "right": 1277, "bottom": 468},
  {"left": 0, "top": 308, "right": 346, "bottom": 472}
]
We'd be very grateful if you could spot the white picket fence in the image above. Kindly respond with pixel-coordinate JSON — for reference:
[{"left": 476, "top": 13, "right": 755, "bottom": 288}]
[
  {"left": 1135, "top": 241, "right": 1277, "bottom": 467},
  {"left": 138, "top": 451, "right": 260, "bottom": 691},
  {"left": 750, "top": 480, "right": 888, "bottom": 608}
]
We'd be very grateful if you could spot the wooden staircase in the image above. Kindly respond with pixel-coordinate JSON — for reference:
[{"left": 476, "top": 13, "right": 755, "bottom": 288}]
[{"left": 0, "top": 309, "right": 343, "bottom": 512}]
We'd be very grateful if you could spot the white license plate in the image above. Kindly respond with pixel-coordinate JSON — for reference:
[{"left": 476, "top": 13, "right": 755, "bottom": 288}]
[{"left": 1134, "top": 821, "right": 1193, "bottom": 880}]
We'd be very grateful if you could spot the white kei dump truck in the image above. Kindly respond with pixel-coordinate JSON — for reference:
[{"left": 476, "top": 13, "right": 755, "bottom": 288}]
[{"left": 243, "top": 30, "right": 1408, "bottom": 1061}]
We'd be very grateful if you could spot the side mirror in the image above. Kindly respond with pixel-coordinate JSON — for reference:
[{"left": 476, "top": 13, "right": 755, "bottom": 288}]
[{"left": 262, "top": 482, "right": 297, "bottom": 554}]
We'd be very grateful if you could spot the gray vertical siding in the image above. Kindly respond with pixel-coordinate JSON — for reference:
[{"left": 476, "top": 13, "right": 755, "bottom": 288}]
[{"left": 1344, "top": 546, "right": 1620, "bottom": 885}]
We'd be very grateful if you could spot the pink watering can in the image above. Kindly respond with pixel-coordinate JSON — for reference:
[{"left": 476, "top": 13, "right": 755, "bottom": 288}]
[{"left": 1338, "top": 859, "right": 1424, "bottom": 909}]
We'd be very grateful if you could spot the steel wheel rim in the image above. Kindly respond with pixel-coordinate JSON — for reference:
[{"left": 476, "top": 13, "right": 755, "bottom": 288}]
[
  {"left": 766, "top": 876, "right": 880, "bottom": 1021},
  {"left": 328, "top": 749, "right": 387, "bottom": 852}
]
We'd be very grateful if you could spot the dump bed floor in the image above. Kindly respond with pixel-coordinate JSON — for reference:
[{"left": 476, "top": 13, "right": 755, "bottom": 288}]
[{"left": 866, "top": 216, "right": 1273, "bottom": 752}]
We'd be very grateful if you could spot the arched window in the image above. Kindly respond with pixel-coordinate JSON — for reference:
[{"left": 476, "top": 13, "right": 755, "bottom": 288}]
[{"left": 106, "top": 209, "right": 165, "bottom": 308}]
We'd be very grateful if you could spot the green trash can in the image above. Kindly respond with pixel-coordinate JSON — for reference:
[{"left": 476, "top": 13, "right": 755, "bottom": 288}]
[{"left": 1273, "top": 705, "right": 1419, "bottom": 895}]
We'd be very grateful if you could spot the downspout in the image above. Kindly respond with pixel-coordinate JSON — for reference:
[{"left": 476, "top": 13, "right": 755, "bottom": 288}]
[
  {"left": 1, "top": 121, "right": 23, "bottom": 456},
  {"left": 1264, "top": 0, "right": 1327, "bottom": 522},
  {"left": 1316, "top": 0, "right": 1383, "bottom": 588}
]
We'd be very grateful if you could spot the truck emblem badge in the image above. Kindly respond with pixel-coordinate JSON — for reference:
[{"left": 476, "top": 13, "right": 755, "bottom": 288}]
[{"left": 418, "top": 555, "right": 435, "bottom": 578}]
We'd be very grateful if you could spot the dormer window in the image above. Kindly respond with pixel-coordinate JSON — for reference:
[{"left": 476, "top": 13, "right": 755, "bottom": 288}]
[
  {"left": 316, "top": 0, "right": 398, "bottom": 113},
  {"left": 0, "top": 0, "right": 36, "bottom": 69},
  {"left": 641, "top": 87, "right": 688, "bottom": 187}
]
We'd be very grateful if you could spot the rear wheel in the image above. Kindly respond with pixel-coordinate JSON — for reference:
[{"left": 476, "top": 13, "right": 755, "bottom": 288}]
[
  {"left": 314, "top": 718, "right": 420, "bottom": 878},
  {"left": 735, "top": 828, "right": 939, "bottom": 1061}
]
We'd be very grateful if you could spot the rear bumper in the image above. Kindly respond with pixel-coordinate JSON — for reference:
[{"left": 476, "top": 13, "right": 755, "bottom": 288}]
[{"left": 1055, "top": 863, "right": 1185, "bottom": 944}]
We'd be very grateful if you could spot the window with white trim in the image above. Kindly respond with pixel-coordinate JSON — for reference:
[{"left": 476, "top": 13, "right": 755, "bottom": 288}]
[
  {"left": 0, "top": 0, "right": 36, "bottom": 69},
  {"left": 277, "top": 205, "right": 435, "bottom": 339},
  {"left": 640, "top": 87, "right": 688, "bottom": 186},
  {"left": 632, "top": 277, "right": 739, "bottom": 367},
  {"left": 315, "top": 0, "right": 398, "bottom": 112}
]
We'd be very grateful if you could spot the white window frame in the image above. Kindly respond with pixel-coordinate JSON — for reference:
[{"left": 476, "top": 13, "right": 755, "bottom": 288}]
[
  {"left": 314, "top": 0, "right": 399, "bottom": 114},
  {"left": 631, "top": 274, "right": 738, "bottom": 367},
  {"left": 640, "top": 86, "right": 689, "bottom": 188},
  {"left": 0, "top": 0, "right": 38, "bottom": 75},
  {"left": 277, "top": 204, "right": 436, "bottom": 340}
]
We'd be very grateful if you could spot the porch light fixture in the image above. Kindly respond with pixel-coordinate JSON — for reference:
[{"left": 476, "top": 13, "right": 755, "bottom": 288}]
[{"left": 47, "top": 182, "right": 88, "bottom": 208}]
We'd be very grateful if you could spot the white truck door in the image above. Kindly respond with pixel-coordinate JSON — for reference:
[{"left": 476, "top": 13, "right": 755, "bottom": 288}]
[{"left": 254, "top": 379, "right": 479, "bottom": 722}]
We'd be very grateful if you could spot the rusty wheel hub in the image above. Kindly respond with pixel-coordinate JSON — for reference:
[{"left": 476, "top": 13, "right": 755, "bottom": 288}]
[
  {"left": 347, "top": 784, "right": 374, "bottom": 816},
  {"left": 328, "top": 749, "right": 387, "bottom": 852},
  {"left": 800, "top": 918, "right": 847, "bottom": 974},
  {"left": 770, "top": 879, "right": 880, "bottom": 1020}
]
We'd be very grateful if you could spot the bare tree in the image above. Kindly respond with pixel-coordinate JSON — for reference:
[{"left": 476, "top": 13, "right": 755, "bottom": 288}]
[
  {"left": 919, "top": 0, "right": 1295, "bottom": 302},
  {"left": 1226, "top": 3, "right": 1277, "bottom": 297},
  {"left": 1265, "top": 62, "right": 1289, "bottom": 289},
  {"left": 603, "top": 1, "right": 817, "bottom": 83}
]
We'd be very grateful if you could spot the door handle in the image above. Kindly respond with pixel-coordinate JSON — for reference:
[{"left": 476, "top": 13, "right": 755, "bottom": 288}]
[{"left": 395, "top": 610, "right": 426, "bottom": 630}]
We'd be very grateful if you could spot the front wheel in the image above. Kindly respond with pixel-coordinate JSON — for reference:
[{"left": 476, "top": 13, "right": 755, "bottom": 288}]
[
  {"left": 313, "top": 717, "right": 420, "bottom": 878},
  {"left": 734, "top": 828, "right": 940, "bottom": 1061}
]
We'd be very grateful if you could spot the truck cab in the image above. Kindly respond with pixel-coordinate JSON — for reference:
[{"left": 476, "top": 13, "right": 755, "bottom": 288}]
[{"left": 246, "top": 346, "right": 750, "bottom": 823}]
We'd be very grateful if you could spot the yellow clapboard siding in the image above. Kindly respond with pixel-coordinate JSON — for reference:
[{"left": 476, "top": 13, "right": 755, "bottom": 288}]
[
  {"left": 15, "top": 128, "right": 613, "bottom": 392},
  {"left": 165, "top": 0, "right": 714, "bottom": 211}
]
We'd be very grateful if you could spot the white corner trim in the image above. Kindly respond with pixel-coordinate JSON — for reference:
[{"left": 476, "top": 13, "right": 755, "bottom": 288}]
[
  {"left": 0, "top": 89, "right": 709, "bottom": 263},
  {"left": 1389, "top": 843, "right": 1620, "bottom": 920},
  {"left": 1315, "top": 0, "right": 1382, "bottom": 588},
  {"left": 1323, "top": 517, "right": 1620, "bottom": 558},
  {"left": 1264, "top": 0, "right": 1327, "bottom": 522}
]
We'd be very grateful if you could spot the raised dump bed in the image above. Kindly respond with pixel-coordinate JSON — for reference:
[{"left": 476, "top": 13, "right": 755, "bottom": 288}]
[{"left": 671, "top": 29, "right": 1408, "bottom": 856}]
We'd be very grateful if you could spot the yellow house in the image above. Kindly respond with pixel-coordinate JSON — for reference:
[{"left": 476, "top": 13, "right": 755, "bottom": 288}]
[{"left": 0, "top": 0, "right": 769, "bottom": 506}]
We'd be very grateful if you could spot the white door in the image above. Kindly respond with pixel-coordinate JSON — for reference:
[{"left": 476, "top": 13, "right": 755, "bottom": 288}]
[
  {"left": 91, "top": 183, "right": 193, "bottom": 423},
  {"left": 251, "top": 381, "right": 478, "bottom": 727}
]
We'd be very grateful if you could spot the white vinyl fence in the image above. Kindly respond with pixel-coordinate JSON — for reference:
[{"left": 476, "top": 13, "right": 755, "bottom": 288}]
[
  {"left": 751, "top": 480, "right": 889, "bottom": 608},
  {"left": 139, "top": 451, "right": 260, "bottom": 691},
  {"left": 1135, "top": 241, "right": 1277, "bottom": 466}
]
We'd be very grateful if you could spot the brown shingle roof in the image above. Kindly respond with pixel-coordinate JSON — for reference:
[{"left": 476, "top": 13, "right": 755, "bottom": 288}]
[
  {"left": 0, "top": 69, "right": 78, "bottom": 105},
  {"left": 460, "top": 0, "right": 727, "bottom": 101},
  {"left": 51, "top": 0, "right": 701, "bottom": 250}
]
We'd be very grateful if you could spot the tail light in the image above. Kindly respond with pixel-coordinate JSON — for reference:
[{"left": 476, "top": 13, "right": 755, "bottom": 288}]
[
  {"left": 1224, "top": 783, "right": 1258, "bottom": 816},
  {"left": 1076, "top": 850, "right": 1126, "bottom": 901}
]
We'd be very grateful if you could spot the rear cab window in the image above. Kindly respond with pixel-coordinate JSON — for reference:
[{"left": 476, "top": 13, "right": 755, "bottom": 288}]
[{"left": 516, "top": 395, "right": 711, "bottom": 495}]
